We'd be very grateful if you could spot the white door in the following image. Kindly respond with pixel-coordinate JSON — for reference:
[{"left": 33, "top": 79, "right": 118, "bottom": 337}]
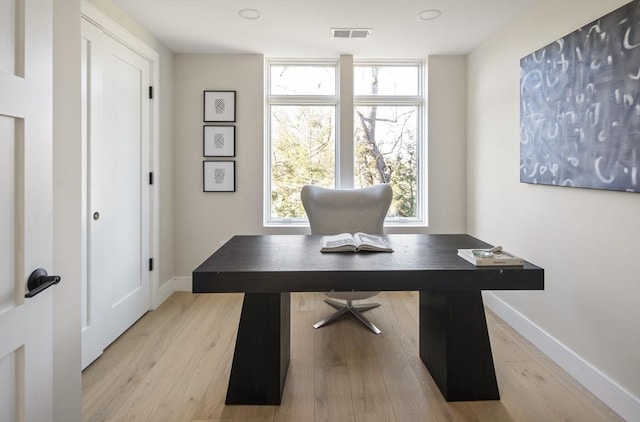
[
  {"left": 81, "top": 18, "right": 151, "bottom": 368},
  {"left": 0, "top": 0, "right": 55, "bottom": 420}
]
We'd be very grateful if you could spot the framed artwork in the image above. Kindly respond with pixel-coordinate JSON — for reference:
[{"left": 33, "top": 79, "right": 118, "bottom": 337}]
[
  {"left": 204, "top": 125, "right": 235, "bottom": 157},
  {"left": 203, "top": 160, "right": 235, "bottom": 192},
  {"left": 520, "top": 0, "right": 639, "bottom": 193},
  {"left": 204, "top": 90, "right": 236, "bottom": 122}
]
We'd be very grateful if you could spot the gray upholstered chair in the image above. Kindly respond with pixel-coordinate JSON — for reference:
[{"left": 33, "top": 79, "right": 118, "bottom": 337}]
[{"left": 300, "top": 184, "right": 393, "bottom": 334}]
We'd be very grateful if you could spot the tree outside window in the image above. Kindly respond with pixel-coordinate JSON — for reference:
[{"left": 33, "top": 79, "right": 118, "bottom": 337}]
[{"left": 270, "top": 105, "right": 335, "bottom": 218}]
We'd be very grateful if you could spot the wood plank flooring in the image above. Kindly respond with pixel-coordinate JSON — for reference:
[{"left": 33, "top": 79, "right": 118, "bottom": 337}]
[{"left": 82, "top": 292, "right": 623, "bottom": 422}]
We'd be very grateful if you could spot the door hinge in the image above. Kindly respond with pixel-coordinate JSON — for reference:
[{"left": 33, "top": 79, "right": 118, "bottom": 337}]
[
  {"left": 149, "top": 258, "right": 154, "bottom": 271},
  {"left": 149, "top": 86, "right": 153, "bottom": 99},
  {"left": 149, "top": 172, "right": 154, "bottom": 185}
]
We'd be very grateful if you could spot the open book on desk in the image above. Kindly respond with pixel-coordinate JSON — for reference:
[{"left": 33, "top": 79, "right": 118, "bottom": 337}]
[{"left": 320, "top": 232, "right": 393, "bottom": 253}]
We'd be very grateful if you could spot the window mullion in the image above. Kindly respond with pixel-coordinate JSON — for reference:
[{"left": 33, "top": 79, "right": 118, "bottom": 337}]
[
  {"left": 338, "top": 54, "right": 353, "bottom": 188},
  {"left": 354, "top": 96, "right": 423, "bottom": 106},
  {"left": 267, "top": 95, "right": 338, "bottom": 105}
]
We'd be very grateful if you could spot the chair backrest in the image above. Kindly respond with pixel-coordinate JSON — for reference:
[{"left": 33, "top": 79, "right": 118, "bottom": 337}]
[{"left": 301, "top": 184, "right": 393, "bottom": 235}]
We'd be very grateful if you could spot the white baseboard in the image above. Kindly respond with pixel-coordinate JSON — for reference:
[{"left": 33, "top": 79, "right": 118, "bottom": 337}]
[
  {"left": 173, "top": 276, "right": 192, "bottom": 292},
  {"left": 156, "top": 277, "right": 176, "bottom": 306},
  {"left": 152, "top": 277, "right": 192, "bottom": 309},
  {"left": 484, "top": 292, "right": 640, "bottom": 422}
]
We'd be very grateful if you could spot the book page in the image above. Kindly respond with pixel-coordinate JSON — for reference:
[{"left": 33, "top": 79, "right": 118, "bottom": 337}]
[
  {"left": 320, "top": 233, "right": 357, "bottom": 252},
  {"left": 353, "top": 233, "right": 392, "bottom": 251},
  {"left": 324, "top": 237, "right": 356, "bottom": 248},
  {"left": 354, "top": 233, "right": 384, "bottom": 247}
]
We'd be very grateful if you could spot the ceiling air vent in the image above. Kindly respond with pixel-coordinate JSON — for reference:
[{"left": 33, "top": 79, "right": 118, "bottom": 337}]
[{"left": 331, "top": 28, "right": 372, "bottom": 39}]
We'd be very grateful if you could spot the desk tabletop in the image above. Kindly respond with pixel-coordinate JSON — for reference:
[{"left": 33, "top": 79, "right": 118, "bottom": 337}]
[{"left": 192, "top": 234, "right": 544, "bottom": 293}]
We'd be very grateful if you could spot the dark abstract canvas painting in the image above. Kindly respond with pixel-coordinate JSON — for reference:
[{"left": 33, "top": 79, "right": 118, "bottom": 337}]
[{"left": 520, "top": 0, "right": 640, "bottom": 192}]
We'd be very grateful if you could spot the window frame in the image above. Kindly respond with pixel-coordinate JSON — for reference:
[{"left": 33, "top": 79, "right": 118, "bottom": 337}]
[
  {"left": 265, "top": 59, "right": 339, "bottom": 226},
  {"left": 353, "top": 59, "right": 426, "bottom": 225},
  {"left": 264, "top": 58, "right": 426, "bottom": 227}
]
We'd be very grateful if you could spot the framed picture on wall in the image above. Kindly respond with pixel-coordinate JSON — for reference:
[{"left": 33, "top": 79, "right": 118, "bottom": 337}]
[
  {"left": 203, "top": 125, "right": 235, "bottom": 157},
  {"left": 204, "top": 90, "right": 236, "bottom": 122},
  {"left": 519, "top": 0, "right": 640, "bottom": 193},
  {"left": 203, "top": 160, "right": 235, "bottom": 192}
]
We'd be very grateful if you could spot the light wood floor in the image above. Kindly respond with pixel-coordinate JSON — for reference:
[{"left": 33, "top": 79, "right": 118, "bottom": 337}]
[{"left": 82, "top": 292, "right": 623, "bottom": 422}]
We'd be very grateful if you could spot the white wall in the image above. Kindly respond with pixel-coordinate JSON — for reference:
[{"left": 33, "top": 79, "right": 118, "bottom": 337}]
[
  {"left": 467, "top": 0, "right": 640, "bottom": 419},
  {"left": 173, "top": 55, "right": 469, "bottom": 276},
  {"left": 427, "top": 56, "right": 467, "bottom": 234},
  {"left": 174, "top": 55, "right": 267, "bottom": 276}
]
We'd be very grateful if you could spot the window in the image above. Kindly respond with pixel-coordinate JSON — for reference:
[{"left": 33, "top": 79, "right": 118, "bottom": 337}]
[
  {"left": 266, "top": 59, "right": 424, "bottom": 225},
  {"left": 267, "top": 61, "right": 337, "bottom": 221},
  {"left": 353, "top": 63, "right": 423, "bottom": 220}
]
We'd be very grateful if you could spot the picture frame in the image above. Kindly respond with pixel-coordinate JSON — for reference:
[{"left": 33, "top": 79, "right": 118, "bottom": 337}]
[
  {"left": 203, "top": 160, "right": 235, "bottom": 192},
  {"left": 203, "top": 125, "right": 235, "bottom": 157},
  {"left": 204, "top": 90, "right": 236, "bottom": 122}
]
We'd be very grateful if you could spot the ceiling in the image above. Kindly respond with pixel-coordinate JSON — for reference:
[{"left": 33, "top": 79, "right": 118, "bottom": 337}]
[{"left": 110, "top": 0, "right": 536, "bottom": 58}]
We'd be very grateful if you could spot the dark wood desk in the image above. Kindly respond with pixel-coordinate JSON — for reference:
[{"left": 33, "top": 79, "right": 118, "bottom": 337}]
[{"left": 193, "top": 234, "right": 544, "bottom": 405}]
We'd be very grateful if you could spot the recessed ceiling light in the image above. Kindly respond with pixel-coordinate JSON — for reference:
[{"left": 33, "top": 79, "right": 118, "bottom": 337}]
[
  {"left": 238, "top": 8, "right": 261, "bottom": 20},
  {"left": 417, "top": 9, "right": 442, "bottom": 21}
]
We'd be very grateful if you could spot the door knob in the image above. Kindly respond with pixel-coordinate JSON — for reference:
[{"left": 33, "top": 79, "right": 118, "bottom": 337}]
[
  {"left": 25, "top": 268, "right": 61, "bottom": 298},
  {"left": 93, "top": 211, "right": 100, "bottom": 220}
]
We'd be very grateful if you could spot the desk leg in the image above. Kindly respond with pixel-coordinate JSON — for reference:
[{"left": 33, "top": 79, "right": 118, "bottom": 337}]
[
  {"left": 419, "top": 290, "right": 499, "bottom": 401},
  {"left": 225, "top": 292, "right": 290, "bottom": 405}
]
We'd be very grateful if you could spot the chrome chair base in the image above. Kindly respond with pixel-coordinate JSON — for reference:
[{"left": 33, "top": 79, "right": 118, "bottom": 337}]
[{"left": 313, "top": 298, "right": 382, "bottom": 334}]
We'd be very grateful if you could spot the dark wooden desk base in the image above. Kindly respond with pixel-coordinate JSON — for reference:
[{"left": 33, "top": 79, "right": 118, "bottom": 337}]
[
  {"left": 225, "top": 293, "right": 290, "bottom": 405},
  {"left": 225, "top": 290, "right": 499, "bottom": 404},
  {"left": 419, "top": 291, "right": 499, "bottom": 401}
]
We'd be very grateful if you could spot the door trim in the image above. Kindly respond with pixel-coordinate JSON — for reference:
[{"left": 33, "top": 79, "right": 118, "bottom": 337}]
[{"left": 80, "top": 1, "right": 162, "bottom": 309}]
